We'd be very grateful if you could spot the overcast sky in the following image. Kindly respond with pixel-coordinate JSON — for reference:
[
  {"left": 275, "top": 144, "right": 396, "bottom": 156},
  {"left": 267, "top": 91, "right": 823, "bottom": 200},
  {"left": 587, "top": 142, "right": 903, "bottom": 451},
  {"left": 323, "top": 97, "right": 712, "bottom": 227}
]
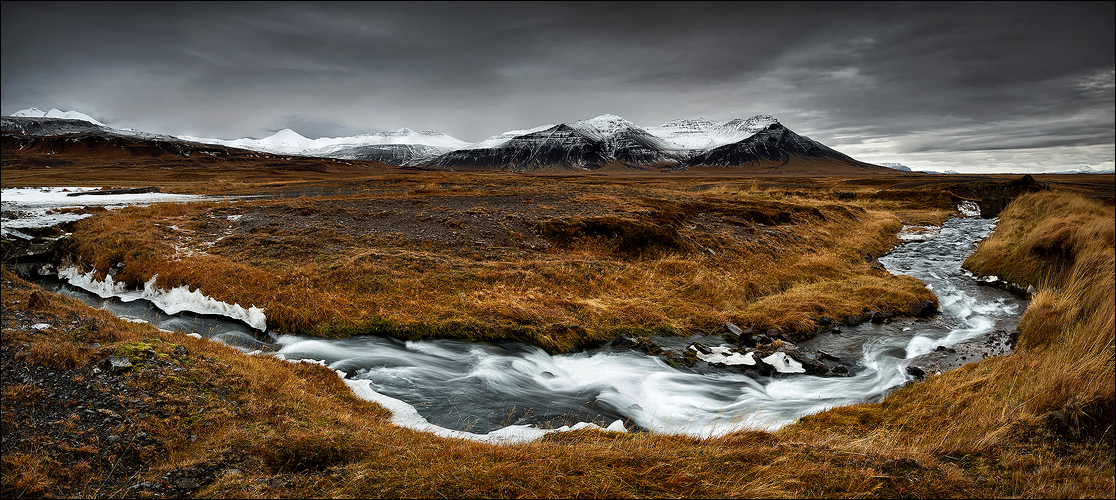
[{"left": 3, "top": 1, "right": 1113, "bottom": 173}]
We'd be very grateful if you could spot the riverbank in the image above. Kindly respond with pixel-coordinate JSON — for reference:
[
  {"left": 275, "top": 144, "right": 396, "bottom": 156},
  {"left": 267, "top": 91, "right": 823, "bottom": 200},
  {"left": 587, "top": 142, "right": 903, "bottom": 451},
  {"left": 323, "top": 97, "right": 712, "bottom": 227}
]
[{"left": 3, "top": 186, "right": 1112, "bottom": 498}]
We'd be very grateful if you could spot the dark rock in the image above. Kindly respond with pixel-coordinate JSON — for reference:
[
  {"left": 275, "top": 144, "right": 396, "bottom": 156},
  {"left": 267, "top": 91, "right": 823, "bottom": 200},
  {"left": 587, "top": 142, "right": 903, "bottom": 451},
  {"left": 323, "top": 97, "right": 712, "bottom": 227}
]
[
  {"left": 635, "top": 338, "right": 663, "bottom": 356},
  {"left": 610, "top": 334, "right": 638, "bottom": 348},
  {"left": 173, "top": 345, "right": 189, "bottom": 356},
  {"left": 831, "top": 327, "right": 842, "bottom": 334},
  {"left": 831, "top": 365, "right": 849, "bottom": 375},
  {"left": 101, "top": 357, "right": 133, "bottom": 374},
  {"left": 751, "top": 334, "right": 772, "bottom": 346},
  {"left": 843, "top": 314, "right": 864, "bottom": 326},
  {"left": 782, "top": 347, "right": 830, "bottom": 375},
  {"left": 724, "top": 322, "right": 743, "bottom": 336},
  {"left": 690, "top": 342, "right": 713, "bottom": 355},
  {"left": 909, "top": 300, "right": 936, "bottom": 317},
  {"left": 659, "top": 348, "right": 694, "bottom": 368},
  {"left": 764, "top": 328, "right": 783, "bottom": 339},
  {"left": 176, "top": 478, "right": 200, "bottom": 490},
  {"left": 906, "top": 365, "right": 926, "bottom": 378},
  {"left": 817, "top": 315, "right": 833, "bottom": 327},
  {"left": 817, "top": 350, "right": 840, "bottom": 362},
  {"left": 107, "top": 435, "right": 121, "bottom": 444},
  {"left": 682, "top": 349, "right": 699, "bottom": 365},
  {"left": 871, "top": 311, "right": 895, "bottom": 323},
  {"left": 739, "top": 328, "right": 759, "bottom": 347}
]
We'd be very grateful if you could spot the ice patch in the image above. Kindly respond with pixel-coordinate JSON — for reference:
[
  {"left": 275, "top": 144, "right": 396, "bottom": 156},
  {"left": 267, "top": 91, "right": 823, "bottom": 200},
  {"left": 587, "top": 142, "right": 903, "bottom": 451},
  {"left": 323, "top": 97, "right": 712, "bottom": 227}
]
[
  {"left": 760, "top": 352, "right": 806, "bottom": 373},
  {"left": 693, "top": 346, "right": 756, "bottom": 366},
  {"left": 32, "top": 323, "right": 51, "bottom": 330},
  {"left": 957, "top": 201, "right": 981, "bottom": 217},
  {"left": 0, "top": 227, "right": 34, "bottom": 240},
  {"left": 1, "top": 187, "right": 202, "bottom": 232},
  {"left": 59, "top": 266, "right": 267, "bottom": 331}
]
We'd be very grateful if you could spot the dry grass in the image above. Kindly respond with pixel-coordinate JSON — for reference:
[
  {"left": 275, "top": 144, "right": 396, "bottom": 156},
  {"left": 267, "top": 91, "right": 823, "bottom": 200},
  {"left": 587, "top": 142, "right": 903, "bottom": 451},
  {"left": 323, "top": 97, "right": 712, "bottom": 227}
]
[{"left": 4, "top": 185, "right": 1115, "bottom": 497}]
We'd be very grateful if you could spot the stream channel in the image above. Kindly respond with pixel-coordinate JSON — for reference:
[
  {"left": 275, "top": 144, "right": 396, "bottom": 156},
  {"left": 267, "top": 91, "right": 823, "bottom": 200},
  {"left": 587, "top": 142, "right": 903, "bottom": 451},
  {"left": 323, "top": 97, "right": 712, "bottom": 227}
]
[{"left": 26, "top": 212, "right": 1025, "bottom": 442}]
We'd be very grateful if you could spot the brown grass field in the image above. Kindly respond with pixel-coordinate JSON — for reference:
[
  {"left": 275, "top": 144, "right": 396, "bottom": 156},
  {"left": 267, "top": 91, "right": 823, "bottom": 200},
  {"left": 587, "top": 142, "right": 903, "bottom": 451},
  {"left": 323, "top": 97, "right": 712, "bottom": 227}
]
[{"left": 2, "top": 152, "right": 1113, "bottom": 498}]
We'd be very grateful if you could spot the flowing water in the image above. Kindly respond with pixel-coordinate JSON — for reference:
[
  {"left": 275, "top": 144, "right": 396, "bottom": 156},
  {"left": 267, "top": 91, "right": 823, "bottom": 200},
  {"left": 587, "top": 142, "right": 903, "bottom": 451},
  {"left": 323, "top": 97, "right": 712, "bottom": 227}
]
[{"left": 29, "top": 213, "right": 1025, "bottom": 440}]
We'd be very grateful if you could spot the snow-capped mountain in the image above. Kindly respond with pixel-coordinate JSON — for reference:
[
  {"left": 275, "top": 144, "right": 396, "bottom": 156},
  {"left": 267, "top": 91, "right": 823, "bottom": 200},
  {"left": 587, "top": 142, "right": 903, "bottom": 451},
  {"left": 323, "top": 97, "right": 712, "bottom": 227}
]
[
  {"left": 177, "top": 113, "right": 787, "bottom": 169},
  {"left": 11, "top": 107, "right": 104, "bottom": 125},
  {"left": 683, "top": 121, "right": 859, "bottom": 168},
  {"left": 2, "top": 116, "right": 111, "bottom": 137},
  {"left": 566, "top": 114, "right": 679, "bottom": 166},
  {"left": 428, "top": 124, "right": 614, "bottom": 171},
  {"left": 2, "top": 107, "right": 897, "bottom": 173},
  {"left": 425, "top": 114, "right": 888, "bottom": 172},
  {"left": 178, "top": 127, "right": 470, "bottom": 161}
]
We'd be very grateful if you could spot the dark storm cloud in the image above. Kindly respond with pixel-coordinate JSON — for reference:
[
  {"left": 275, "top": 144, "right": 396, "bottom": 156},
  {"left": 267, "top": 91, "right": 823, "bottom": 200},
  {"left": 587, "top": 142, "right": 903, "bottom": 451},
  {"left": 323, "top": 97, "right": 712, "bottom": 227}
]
[{"left": 2, "top": 1, "right": 1113, "bottom": 172}]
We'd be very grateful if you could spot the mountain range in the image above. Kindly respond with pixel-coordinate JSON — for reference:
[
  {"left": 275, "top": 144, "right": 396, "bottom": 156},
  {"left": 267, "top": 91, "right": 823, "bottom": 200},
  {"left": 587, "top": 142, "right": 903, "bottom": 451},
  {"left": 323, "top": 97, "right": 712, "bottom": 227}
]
[{"left": 2, "top": 108, "right": 898, "bottom": 174}]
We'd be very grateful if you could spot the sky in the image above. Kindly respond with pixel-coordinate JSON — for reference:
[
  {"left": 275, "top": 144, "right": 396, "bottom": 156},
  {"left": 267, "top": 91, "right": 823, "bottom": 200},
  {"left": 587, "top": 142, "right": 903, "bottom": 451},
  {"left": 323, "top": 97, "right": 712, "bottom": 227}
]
[{"left": 2, "top": 1, "right": 1113, "bottom": 173}]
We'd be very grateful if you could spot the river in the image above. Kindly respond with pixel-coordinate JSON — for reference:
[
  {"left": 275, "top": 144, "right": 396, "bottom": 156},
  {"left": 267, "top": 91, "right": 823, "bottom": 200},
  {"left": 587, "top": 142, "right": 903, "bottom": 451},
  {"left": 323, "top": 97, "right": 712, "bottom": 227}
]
[{"left": 26, "top": 208, "right": 1025, "bottom": 442}]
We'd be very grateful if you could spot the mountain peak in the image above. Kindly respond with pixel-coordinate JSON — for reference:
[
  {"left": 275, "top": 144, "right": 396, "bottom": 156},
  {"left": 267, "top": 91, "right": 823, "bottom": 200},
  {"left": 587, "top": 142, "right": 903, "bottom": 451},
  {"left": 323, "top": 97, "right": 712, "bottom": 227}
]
[
  {"left": 571, "top": 114, "right": 639, "bottom": 140},
  {"left": 574, "top": 114, "right": 633, "bottom": 127},
  {"left": 11, "top": 107, "right": 103, "bottom": 125},
  {"left": 268, "top": 128, "right": 307, "bottom": 140},
  {"left": 12, "top": 107, "right": 45, "bottom": 117}
]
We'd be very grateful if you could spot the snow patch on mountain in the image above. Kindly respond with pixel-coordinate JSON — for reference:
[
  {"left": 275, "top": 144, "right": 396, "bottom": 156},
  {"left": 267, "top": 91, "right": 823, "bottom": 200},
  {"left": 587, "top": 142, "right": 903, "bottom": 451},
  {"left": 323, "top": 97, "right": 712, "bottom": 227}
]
[
  {"left": 179, "top": 127, "right": 470, "bottom": 156},
  {"left": 12, "top": 107, "right": 104, "bottom": 126},
  {"left": 879, "top": 162, "right": 912, "bottom": 171},
  {"left": 647, "top": 115, "right": 779, "bottom": 150},
  {"left": 569, "top": 114, "right": 639, "bottom": 141},
  {"left": 463, "top": 124, "right": 557, "bottom": 150}
]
